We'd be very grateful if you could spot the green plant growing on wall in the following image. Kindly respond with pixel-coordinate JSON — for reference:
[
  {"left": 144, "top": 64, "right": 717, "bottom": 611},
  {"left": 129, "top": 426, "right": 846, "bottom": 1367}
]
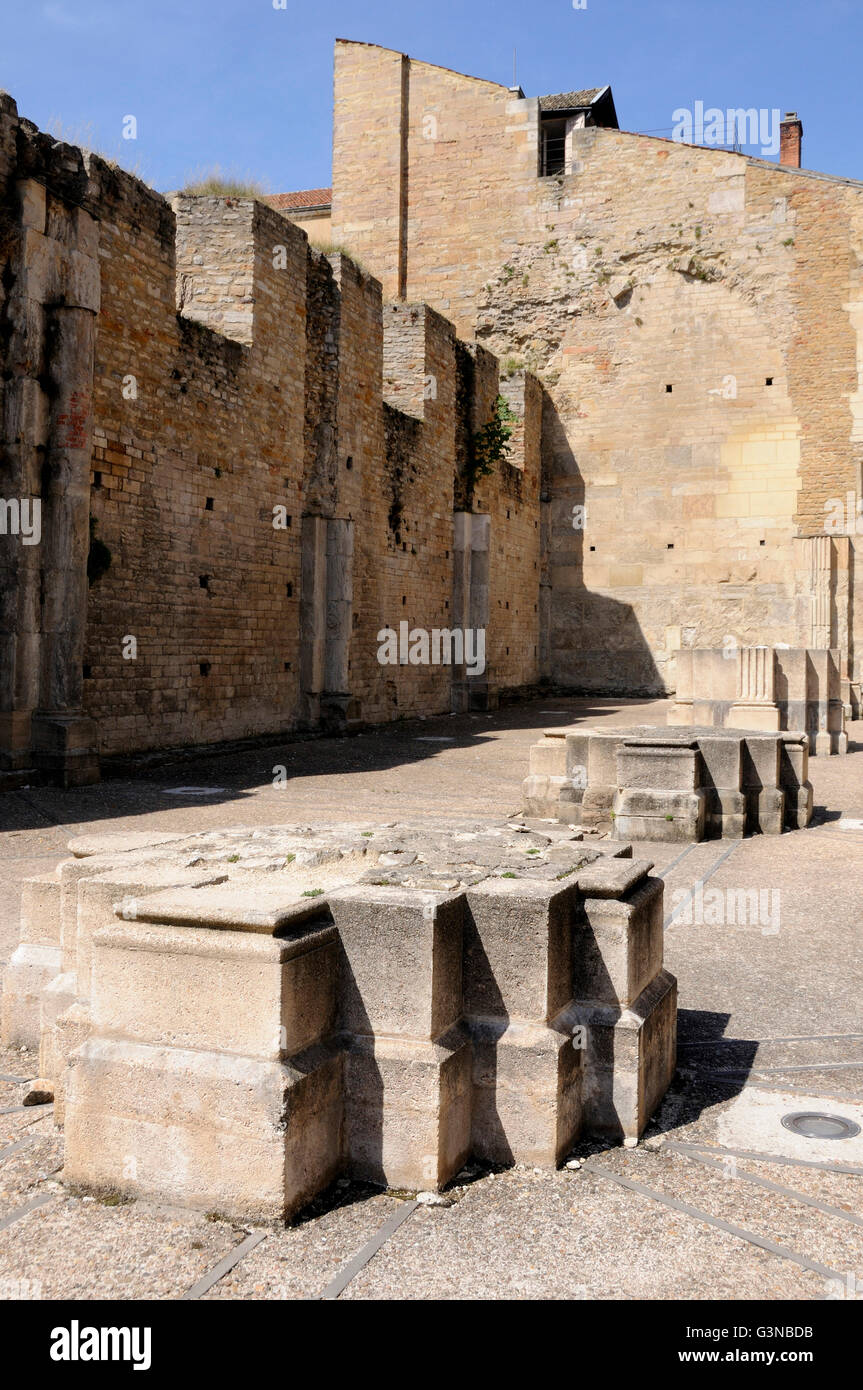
[
  {"left": 87, "top": 516, "right": 111, "bottom": 586},
  {"left": 502, "top": 356, "right": 525, "bottom": 377},
  {"left": 468, "top": 394, "right": 518, "bottom": 488}
]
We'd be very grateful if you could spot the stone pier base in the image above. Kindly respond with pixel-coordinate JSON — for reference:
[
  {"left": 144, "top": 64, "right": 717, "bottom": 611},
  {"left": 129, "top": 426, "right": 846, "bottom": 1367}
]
[
  {"left": 3, "top": 822, "right": 677, "bottom": 1222},
  {"left": 525, "top": 724, "right": 814, "bottom": 840}
]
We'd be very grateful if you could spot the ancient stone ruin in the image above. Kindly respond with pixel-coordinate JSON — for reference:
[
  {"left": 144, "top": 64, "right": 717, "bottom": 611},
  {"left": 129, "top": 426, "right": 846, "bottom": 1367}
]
[
  {"left": 2, "top": 824, "right": 675, "bottom": 1221},
  {"left": 3, "top": 40, "right": 863, "bottom": 789},
  {"left": 525, "top": 724, "right": 813, "bottom": 839},
  {"left": 669, "top": 645, "right": 849, "bottom": 754},
  {"left": 3, "top": 35, "right": 863, "bottom": 1227}
]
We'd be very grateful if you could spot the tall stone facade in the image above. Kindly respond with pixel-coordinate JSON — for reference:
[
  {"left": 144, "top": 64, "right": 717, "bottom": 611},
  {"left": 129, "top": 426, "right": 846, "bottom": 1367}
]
[
  {"left": 330, "top": 40, "right": 863, "bottom": 702},
  {"left": 0, "top": 93, "right": 541, "bottom": 782},
  {"left": 4, "top": 39, "right": 863, "bottom": 781}
]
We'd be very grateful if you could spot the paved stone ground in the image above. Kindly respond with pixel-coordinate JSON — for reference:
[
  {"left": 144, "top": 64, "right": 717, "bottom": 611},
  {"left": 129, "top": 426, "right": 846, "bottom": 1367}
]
[{"left": 1, "top": 696, "right": 862, "bottom": 1301}]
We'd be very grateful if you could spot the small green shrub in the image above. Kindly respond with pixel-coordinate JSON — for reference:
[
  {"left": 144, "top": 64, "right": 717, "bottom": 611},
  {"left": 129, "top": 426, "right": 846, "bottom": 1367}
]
[{"left": 469, "top": 395, "right": 518, "bottom": 486}]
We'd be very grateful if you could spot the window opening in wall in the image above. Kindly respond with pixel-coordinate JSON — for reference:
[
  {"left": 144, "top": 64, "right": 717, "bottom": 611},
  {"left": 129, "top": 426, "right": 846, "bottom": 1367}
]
[{"left": 540, "top": 117, "right": 567, "bottom": 176}]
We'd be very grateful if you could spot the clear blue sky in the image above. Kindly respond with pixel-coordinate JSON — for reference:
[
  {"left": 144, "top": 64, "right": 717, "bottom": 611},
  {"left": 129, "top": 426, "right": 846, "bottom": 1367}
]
[{"left": 2, "top": 0, "right": 860, "bottom": 192}]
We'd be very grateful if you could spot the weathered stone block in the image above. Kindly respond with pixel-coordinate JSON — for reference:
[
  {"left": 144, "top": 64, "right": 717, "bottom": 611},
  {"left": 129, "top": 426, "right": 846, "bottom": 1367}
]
[
  {"left": 471, "top": 1017, "right": 582, "bottom": 1166},
  {"left": 90, "top": 920, "right": 338, "bottom": 1060},
  {"left": 523, "top": 772, "right": 569, "bottom": 819},
  {"left": 76, "top": 865, "right": 228, "bottom": 999},
  {"left": 30, "top": 714, "right": 99, "bottom": 787},
  {"left": 573, "top": 870, "right": 662, "bottom": 1007},
  {"left": 617, "top": 739, "right": 700, "bottom": 792},
  {"left": 6, "top": 819, "right": 678, "bottom": 1218},
  {"left": 577, "top": 969, "right": 677, "bottom": 1140},
  {"left": 463, "top": 878, "right": 576, "bottom": 1022},
  {"left": 19, "top": 872, "right": 62, "bottom": 947},
  {"left": 612, "top": 787, "right": 706, "bottom": 842},
  {"left": 697, "top": 735, "right": 745, "bottom": 838},
  {"left": 0, "top": 872, "right": 63, "bottom": 1048},
  {"left": 344, "top": 1028, "right": 472, "bottom": 1190},
  {"left": 330, "top": 886, "right": 463, "bottom": 1040},
  {"left": 63, "top": 1036, "right": 343, "bottom": 1222},
  {"left": 0, "top": 941, "right": 62, "bottom": 1049}
]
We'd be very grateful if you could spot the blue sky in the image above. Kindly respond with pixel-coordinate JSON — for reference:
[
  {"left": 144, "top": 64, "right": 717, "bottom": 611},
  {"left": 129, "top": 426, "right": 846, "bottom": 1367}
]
[{"left": 2, "top": 0, "right": 860, "bottom": 192}]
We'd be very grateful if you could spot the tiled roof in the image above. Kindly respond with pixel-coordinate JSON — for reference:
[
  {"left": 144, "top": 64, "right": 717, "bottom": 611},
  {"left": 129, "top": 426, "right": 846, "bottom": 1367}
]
[
  {"left": 267, "top": 188, "right": 332, "bottom": 211},
  {"left": 539, "top": 89, "right": 603, "bottom": 112}
]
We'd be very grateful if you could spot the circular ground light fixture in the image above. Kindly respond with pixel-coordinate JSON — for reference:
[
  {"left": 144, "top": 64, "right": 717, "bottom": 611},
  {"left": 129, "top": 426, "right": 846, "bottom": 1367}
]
[{"left": 781, "top": 1111, "right": 861, "bottom": 1141}]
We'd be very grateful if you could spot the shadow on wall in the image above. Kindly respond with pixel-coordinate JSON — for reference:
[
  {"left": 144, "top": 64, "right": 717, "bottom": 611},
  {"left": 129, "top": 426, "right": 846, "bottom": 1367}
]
[{"left": 542, "top": 391, "right": 663, "bottom": 697}]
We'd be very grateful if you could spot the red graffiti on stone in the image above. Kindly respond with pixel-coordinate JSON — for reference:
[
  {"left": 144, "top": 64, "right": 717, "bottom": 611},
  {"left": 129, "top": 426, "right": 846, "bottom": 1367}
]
[{"left": 57, "top": 390, "right": 91, "bottom": 449}]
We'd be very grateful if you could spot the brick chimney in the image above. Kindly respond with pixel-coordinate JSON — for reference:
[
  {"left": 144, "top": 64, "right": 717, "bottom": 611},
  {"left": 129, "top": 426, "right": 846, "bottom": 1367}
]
[{"left": 779, "top": 111, "right": 803, "bottom": 168}]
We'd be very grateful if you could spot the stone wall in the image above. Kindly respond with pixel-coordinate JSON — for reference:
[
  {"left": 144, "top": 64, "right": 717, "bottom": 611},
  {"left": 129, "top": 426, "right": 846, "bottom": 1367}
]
[
  {"left": 330, "top": 41, "right": 863, "bottom": 699},
  {"left": 85, "top": 193, "right": 308, "bottom": 757},
  {"left": 0, "top": 92, "right": 541, "bottom": 778}
]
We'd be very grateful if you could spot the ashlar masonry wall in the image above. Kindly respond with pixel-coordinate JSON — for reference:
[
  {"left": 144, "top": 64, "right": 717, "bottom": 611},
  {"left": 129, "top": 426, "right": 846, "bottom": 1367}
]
[
  {"left": 330, "top": 41, "right": 863, "bottom": 698},
  {"left": 0, "top": 91, "right": 541, "bottom": 779},
  {"left": 85, "top": 193, "right": 308, "bottom": 755}
]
